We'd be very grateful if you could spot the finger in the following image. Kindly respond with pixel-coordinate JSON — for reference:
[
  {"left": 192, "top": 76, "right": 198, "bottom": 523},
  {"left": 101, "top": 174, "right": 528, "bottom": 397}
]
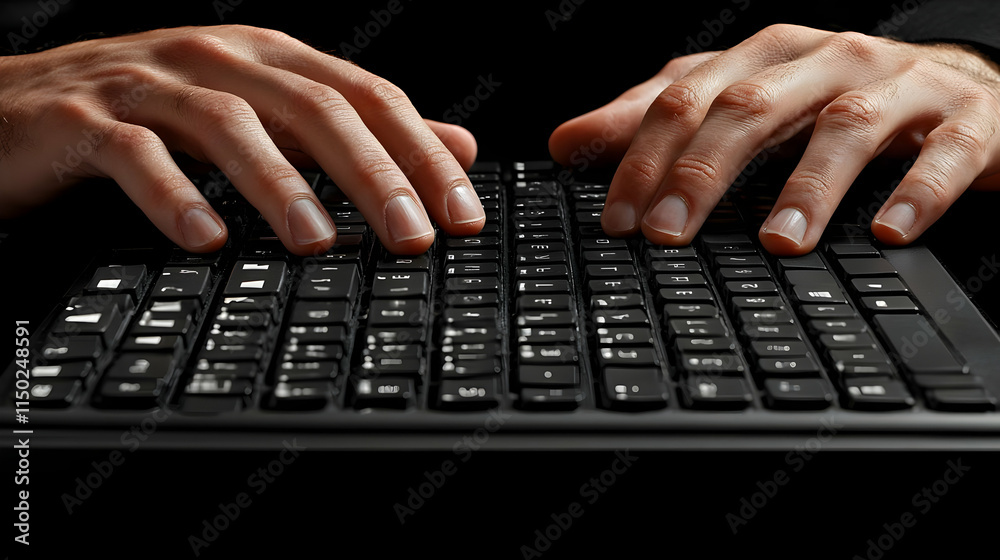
[
  {"left": 758, "top": 75, "right": 936, "bottom": 254},
  {"left": 872, "top": 105, "right": 1000, "bottom": 244},
  {"left": 83, "top": 119, "right": 228, "bottom": 252},
  {"left": 602, "top": 24, "right": 831, "bottom": 237},
  {"left": 129, "top": 85, "right": 337, "bottom": 256},
  {"left": 174, "top": 63, "right": 436, "bottom": 254},
  {"left": 233, "top": 31, "right": 486, "bottom": 238},
  {"left": 153, "top": 30, "right": 439, "bottom": 254},
  {"left": 547, "top": 52, "right": 719, "bottom": 167},
  {"left": 640, "top": 57, "right": 854, "bottom": 246},
  {"left": 424, "top": 119, "right": 478, "bottom": 171}
]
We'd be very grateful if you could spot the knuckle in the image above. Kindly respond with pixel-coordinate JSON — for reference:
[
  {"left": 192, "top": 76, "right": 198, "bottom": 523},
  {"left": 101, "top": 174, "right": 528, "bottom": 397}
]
[
  {"left": 756, "top": 23, "right": 806, "bottom": 42},
  {"left": 823, "top": 31, "right": 880, "bottom": 64},
  {"left": 712, "top": 81, "right": 776, "bottom": 122},
  {"left": 100, "top": 123, "right": 159, "bottom": 160},
  {"left": 819, "top": 92, "right": 883, "bottom": 136},
  {"left": 747, "top": 24, "right": 808, "bottom": 61},
  {"left": 670, "top": 152, "right": 722, "bottom": 187},
  {"left": 354, "top": 154, "right": 403, "bottom": 183},
  {"left": 354, "top": 75, "right": 411, "bottom": 113},
  {"left": 415, "top": 143, "right": 458, "bottom": 168},
  {"left": 158, "top": 32, "right": 237, "bottom": 64},
  {"left": 650, "top": 82, "right": 702, "bottom": 127},
  {"left": 290, "top": 82, "right": 351, "bottom": 121},
  {"left": 786, "top": 168, "right": 837, "bottom": 206},
  {"left": 233, "top": 25, "right": 294, "bottom": 45},
  {"left": 255, "top": 165, "right": 309, "bottom": 188},
  {"left": 47, "top": 99, "right": 101, "bottom": 126},
  {"left": 618, "top": 155, "right": 663, "bottom": 186},
  {"left": 905, "top": 170, "right": 951, "bottom": 206},
  {"left": 928, "top": 120, "right": 993, "bottom": 160},
  {"left": 175, "top": 88, "right": 256, "bottom": 131}
]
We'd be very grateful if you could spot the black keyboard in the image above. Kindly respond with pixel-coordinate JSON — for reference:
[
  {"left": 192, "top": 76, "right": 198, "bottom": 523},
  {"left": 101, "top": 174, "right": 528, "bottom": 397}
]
[{"left": 3, "top": 160, "right": 999, "bottom": 450}]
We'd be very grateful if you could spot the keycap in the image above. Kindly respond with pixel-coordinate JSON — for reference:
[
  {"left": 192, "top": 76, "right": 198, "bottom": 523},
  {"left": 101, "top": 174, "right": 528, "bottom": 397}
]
[
  {"left": 763, "top": 378, "right": 834, "bottom": 410},
  {"left": 680, "top": 376, "right": 753, "bottom": 410},
  {"left": 435, "top": 379, "right": 500, "bottom": 410},
  {"left": 873, "top": 314, "right": 968, "bottom": 375},
  {"left": 225, "top": 261, "right": 287, "bottom": 295},
  {"left": 151, "top": 266, "right": 211, "bottom": 300},
  {"left": 842, "top": 377, "right": 915, "bottom": 410},
  {"left": 518, "top": 387, "right": 585, "bottom": 410},
  {"left": 27, "top": 380, "right": 81, "bottom": 408},
  {"left": 601, "top": 369, "right": 668, "bottom": 410},
  {"left": 352, "top": 377, "right": 415, "bottom": 409}
]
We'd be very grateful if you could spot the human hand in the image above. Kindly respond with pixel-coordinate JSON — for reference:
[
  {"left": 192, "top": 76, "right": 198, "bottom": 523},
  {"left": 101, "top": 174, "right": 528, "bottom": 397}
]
[
  {"left": 549, "top": 24, "right": 1000, "bottom": 254},
  {"left": 0, "top": 25, "right": 483, "bottom": 255}
]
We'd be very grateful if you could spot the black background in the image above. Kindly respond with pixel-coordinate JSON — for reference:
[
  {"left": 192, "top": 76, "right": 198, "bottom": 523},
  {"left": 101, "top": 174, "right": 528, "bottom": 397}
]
[{"left": 3, "top": 1, "right": 1000, "bottom": 558}]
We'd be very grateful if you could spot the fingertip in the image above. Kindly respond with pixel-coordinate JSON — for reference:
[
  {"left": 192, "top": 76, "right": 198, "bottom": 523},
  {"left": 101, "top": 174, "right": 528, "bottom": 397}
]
[
  {"left": 384, "top": 231, "right": 436, "bottom": 256},
  {"left": 178, "top": 206, "right": 228, "bottom": 252},
  {"left": 871, "top": 201, "right": 918, "bottom": 245},
  {"left": 548, "top": 113, "right": 601, "bottom": 166},
  {"left": 759, "top": 207, "right": 813, "bottom": 256},
  {"left": 758, "top": 230, "right": 814, "bottom": 256},
  {"left": 288, "top": 234, "right": 338, "bottom": 257},
  {"left": 444, "top": 183, "right": 486, "bottom": 235},
  {"left": 600, "top": 199, "right": 638, "bottom": 236}
]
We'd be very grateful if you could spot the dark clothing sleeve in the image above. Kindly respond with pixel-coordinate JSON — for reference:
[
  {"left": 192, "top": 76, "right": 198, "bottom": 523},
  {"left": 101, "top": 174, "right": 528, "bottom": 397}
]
[{"left": 884, "top": 0, "right": 1000, "bottom": 61}]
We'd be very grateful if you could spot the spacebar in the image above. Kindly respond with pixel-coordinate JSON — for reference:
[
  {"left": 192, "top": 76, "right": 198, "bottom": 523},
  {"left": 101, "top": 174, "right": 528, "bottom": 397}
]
[{"left": 873, "top": 314, "right": 965, "bottom": 375}]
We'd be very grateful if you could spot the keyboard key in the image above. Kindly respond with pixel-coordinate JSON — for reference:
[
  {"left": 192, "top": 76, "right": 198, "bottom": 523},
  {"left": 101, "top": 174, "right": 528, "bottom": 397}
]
[
  {"left": 843, "top": 377, "right": 915, "bottom": 410},
  {"left": 225, "top": 261, "right": 287, "bottom": 296},
  {"left": 518, "top": 387, "right": 585, "bottom": 410},
  {"left": 435, "top": 379, "right": 500, "bottom": 410},
  {"left": 28, "top": 380, "right": 81, "bottom": 408},
  {"left": 923, "top": 388, "right": 997, "bottom": 412},
  {"left": 517, "top": 365, "right": 579, "bottom": 387},
  {"left": 763, "top": 378, "right": 834, "bottom": 410},
  {"left": 681, "top": 376, "right": 753, "bottom": 410},
  {"left": 601, "top": 368, "right": 668, "bottom": 410},
  {"left": 352, "top": 377, "right": 416, "bottom": 409},
  {"left": 151, "top": 266, "right": 211, "bottom": 300},
  {"left": 873, "top": 314, "right": 968, "bottom": 375},
  {"left": 270, "top": 381, "right": 332, "bottom": 411}
]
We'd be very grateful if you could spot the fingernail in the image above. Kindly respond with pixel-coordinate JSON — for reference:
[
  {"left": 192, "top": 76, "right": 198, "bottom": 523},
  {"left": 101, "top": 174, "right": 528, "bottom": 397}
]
[
  {"left": 180, "top": 207, "right": 224, "bottom": 248},
  {"left": 875, "top": 202, "right": 916, "bottom": 237},
  {"left": 386, "top": 194, "right": 434, "bottom": 243},
  {"left": 764, "top": 207, "right": 808, "bottom": 245},
  {"left": 446, "top": 184, "right": 485, "bottom": 225},
  {"left": 644, "top": 194, "right": 688, "bottom": 236},
  {"left": 602, "top": 200, "right": 637, "bottom": 232},
  {"left": 288, "top": 198, "right": 336, "bottom": 245}
]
